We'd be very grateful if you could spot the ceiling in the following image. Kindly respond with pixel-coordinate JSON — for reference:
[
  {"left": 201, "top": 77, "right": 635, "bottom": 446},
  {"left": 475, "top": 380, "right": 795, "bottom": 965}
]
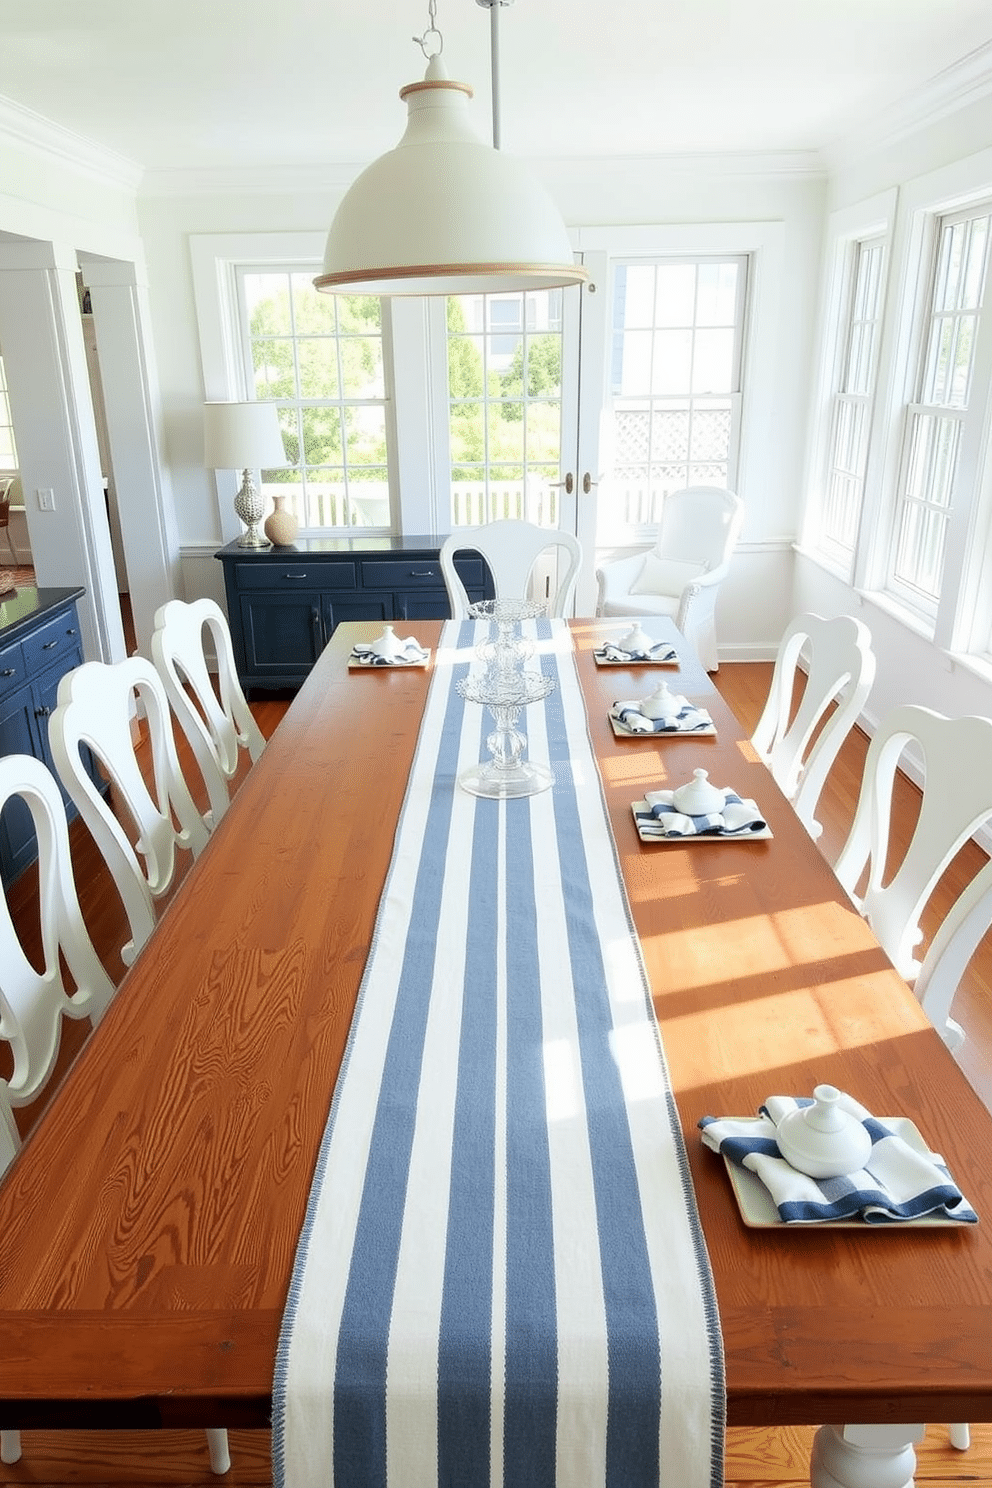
[{"left": 1, "top": 0, "right": 992, "bottom": 178}]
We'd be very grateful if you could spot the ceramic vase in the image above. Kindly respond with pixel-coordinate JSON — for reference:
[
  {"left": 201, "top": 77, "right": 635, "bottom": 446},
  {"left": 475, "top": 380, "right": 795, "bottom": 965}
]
[{"left": 264, "top": 494, "right": 299, "bottom": 546}]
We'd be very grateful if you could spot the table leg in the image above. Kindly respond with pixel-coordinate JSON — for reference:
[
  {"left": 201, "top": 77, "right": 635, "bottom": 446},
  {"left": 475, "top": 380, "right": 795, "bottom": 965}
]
[{"left": 810, "top": 1423, "right": 925, "bottom": 1488}]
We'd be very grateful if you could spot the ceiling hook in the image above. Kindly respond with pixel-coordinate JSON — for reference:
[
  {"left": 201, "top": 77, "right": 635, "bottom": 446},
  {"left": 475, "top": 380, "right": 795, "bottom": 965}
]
[{"left": 413, "top": 0, "right": 444, "bottom": 59}]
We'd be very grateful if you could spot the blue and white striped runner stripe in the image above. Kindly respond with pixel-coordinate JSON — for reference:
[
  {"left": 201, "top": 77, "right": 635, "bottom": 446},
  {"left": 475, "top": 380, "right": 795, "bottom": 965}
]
[{"left": 272, "top": 619, "right": 724, "bottom": 1488}]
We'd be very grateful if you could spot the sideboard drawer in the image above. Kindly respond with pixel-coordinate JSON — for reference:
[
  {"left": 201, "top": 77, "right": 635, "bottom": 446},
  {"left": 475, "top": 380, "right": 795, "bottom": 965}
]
[
  {"left": 235, "top": 561, "right": 358, "bottom": 590},
  {"left": 361, "top": 557, "right": 485, "bottom": 590},
  {"left": 21, "top": 611, "right": 83, "bottom": 675},
  {"left": 0, "top": 641, "right": 27, "bottom": 702}
]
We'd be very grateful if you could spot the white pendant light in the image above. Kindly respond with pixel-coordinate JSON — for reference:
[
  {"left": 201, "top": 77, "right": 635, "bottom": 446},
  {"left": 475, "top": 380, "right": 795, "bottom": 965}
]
[{"left": 314, "top": 1, "right": 587, "bottom": 298}]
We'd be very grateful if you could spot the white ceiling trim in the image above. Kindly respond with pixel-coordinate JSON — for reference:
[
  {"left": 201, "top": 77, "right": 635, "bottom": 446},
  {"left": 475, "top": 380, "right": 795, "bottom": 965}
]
[
  {"left": 0, "top": 93, "right": 142, "bottom": 192},
  {"left": 825, "top": 38, "right": 992, "bottom": 171},
  {"left": 138, "top": 149, "right": 825, "bottom": 201}
]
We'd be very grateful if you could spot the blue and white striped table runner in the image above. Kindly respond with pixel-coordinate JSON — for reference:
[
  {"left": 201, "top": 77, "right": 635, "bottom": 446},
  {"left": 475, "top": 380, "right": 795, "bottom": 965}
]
[{"left": 273, "top": 620, "right": 724, "bottom": 1488}]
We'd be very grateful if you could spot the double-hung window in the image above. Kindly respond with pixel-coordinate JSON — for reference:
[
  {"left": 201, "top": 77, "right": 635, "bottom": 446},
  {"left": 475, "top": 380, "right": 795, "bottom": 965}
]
[
  {"left": 599, "top": 257, "right": 747, "bottom": 542},
  {"left": 820, "top": 236, "right": 885, "bottom": 566},
  {"left": 237, "top": 267, "right": 392, "bottom": 531},
  {"left": 888, "top": 204, "right": 992, "bottom": 615}
]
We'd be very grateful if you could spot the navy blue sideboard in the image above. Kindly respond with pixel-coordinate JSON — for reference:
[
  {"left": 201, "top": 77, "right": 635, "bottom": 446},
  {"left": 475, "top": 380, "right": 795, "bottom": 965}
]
[
  {"left": 216, "top": 535, "right": 493, "bottom": 692},
  {"left": 0, "top": 586, "right": 91, "bottom": 886}
]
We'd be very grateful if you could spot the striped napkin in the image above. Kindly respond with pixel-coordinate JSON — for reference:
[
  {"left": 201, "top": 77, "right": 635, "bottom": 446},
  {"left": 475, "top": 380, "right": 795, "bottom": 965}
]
[
  {"left": 634, "top": 787, "right": 766, "bottom": 837},
  {"left": 595, "top": 639, "right": 679, "bottom": 663},
  {"left": 700, "top": 1094, "right": 978, "bottom": 1224},
  {"left": 350, "top": 637, "right": 429, "bottom": 666},
  {"left": 611, "top": 698, "right": 714, "bottom": 734}
]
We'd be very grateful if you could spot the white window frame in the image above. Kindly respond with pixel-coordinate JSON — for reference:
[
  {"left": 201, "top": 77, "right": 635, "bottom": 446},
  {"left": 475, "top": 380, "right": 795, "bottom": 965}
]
[
  {"left": 191, "top": 232, "right": 403, "bottom": 542},
  {"left": 852, "top": 149, "right": 992, "bottom": 656},
  {"left": 799, "top": 190, "right": 896, "bottom": 581},
  {"left": 592, "top": 252, "right": 748, "bottom": 544},
  {"left": 575, "top": 220, "right": 787, "bottom": 550},
  {"left": 191, "top": 223, "right": 786, "bottom": 573},
  {"left": 234, "top": 265, "right": 393, "bottom": 533},
  {"left": 886, "top": 201, "right": 992, "bottom": 620}
]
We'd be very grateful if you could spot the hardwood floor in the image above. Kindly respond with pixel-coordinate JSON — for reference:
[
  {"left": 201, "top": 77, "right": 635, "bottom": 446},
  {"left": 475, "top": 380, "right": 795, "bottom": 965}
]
[{"left": 2, "top": 662, "right": 990, "bottom": 1486}]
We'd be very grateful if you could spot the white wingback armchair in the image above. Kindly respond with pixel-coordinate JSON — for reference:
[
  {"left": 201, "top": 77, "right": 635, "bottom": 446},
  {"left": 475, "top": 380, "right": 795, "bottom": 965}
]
[{"left": 595, "top": 486, "right": 744, "bottom": 670}]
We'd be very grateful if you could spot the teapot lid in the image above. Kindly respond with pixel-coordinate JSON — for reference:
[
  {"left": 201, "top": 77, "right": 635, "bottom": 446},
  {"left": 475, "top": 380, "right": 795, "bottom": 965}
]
[{"left": 672, "top": 768, "right": 724, "bottom": 815}]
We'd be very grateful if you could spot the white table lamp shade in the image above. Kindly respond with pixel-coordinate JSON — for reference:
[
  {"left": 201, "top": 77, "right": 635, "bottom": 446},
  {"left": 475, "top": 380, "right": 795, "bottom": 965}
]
[{"left": 203, "top": 402, "right": 286, "bottom": 471}]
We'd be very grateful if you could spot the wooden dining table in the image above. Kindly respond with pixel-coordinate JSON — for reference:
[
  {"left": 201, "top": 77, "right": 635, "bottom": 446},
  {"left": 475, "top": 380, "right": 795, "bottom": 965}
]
[{"left": 0, "top": 617, "right": 990, "bottom": 1483}]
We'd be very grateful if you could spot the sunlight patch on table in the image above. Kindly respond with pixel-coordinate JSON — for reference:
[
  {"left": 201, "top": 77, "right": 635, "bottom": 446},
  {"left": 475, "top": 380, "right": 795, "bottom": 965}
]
[
  {"left": 543, "top": 1037, "right": 582, "bottom": 1122},
  {"left": 598, "top": 749, "right": 667, "bottom": 789},
  {"left": 642, "top": 900, "right": 868, "bottom": 991},
  {"left": 609, "top": 1022, "right": 666, "bottom": 1105}
]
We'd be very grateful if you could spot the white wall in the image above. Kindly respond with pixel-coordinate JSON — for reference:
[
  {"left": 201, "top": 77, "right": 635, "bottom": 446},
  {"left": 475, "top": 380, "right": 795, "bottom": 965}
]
[
  {"left": 795, "top": 95, "right": 992, "bottom": 727},
  {"left": 0, "top": 106, "right": 144, "bottom": 660},
  {"left": 136, "top": 158, "right": 827, "bottom": 638}
]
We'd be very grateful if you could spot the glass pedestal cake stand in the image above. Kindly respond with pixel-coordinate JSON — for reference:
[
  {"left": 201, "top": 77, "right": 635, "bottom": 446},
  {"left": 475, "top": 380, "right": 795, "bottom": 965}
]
[{"left": 456, "top": 666, "right": 557, "bottom": 798}]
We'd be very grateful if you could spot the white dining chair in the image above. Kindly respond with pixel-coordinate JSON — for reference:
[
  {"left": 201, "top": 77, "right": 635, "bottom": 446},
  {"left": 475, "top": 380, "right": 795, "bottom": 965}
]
[
  {"left": 595, "top": 486, "right": 744, "bottom": 671},
  {"left": 439, "top": 519, "right": 583, "bottom": 619},
  {"left": 834, "top": 705, "right": 992, "bottom": 993},
  {"left": 47, "top": 655, "right": 211, "bottom": 965},
  {"left": 751, "top": 613, "right": 876, "bottom": 840},
  {"left": 151, "top": 597, "right": 265, "bottom": 826},
  {"left": 831, "top": 703, "right": 992, "bottom": 1460},
  {"left": 0, "top": 753, "right": 116, "bottom": 1175},
  {"left": 0, "top": 756, "right": 231, "bottom": 1475}
]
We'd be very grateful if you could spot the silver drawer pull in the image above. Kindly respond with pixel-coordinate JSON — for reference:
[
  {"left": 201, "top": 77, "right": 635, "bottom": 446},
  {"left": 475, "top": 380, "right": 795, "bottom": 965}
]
[
  {"left": 43, "top": 639, "right": 59, "bottom": 649},
  {"left": 1, "top": 667, "right": 15, "bottom": 677},
  {"left": 410, "top": 569, "right": 436, "bottom": 578},
  {"left": 282, "top": 572, "right": 309, "bottom": 580}
]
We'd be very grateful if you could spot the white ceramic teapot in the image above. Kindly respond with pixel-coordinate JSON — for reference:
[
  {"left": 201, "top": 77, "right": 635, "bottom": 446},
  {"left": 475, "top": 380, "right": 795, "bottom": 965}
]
[
  {"left": 368, "top": 624, "right": 407, "bottom": 662},
  {"left": 776, "top": 1084, "right": 873, "bottom": 1179},
  {"left": 638, "top": 681, "right": 683, "bottom": 722},
  {"left": 617, "top": 622, "right": 653, "bottom": 656},
  {"left": 672, "top": 768, "right": 724, "bottom": 816}
]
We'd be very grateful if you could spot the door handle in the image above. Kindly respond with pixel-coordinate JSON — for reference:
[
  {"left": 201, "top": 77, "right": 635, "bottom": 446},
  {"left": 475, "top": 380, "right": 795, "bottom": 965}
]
[
  {"left": 582, "top": 473, "right": 599, "bottom": 495},
  {"left": 547, "top": 473, "right": 574, "bottom": 495}
]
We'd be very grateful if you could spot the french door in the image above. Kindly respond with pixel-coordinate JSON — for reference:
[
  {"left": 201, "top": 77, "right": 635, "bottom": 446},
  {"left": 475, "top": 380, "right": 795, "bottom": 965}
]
[{"left": 428, "top": 243, "right": 748, "bottom": 616}]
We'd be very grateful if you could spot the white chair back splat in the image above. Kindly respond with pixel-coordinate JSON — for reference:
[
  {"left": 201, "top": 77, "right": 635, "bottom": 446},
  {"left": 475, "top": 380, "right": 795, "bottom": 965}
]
[
  {"left": 152, "top": 597, "right": 264, "bottom": 825},
  {"left": 751, "top": 613, "right": 875, "bottom": 840},
  {"left": 0, "top": 754, "right": 116, "bottom": 1174},
  {"left": 47, "top": 656, "right": 210, "bottom": 964},
  {"left": 440, "top": 519, "right": 583, "bottom": 620},
  {"left": 834, "top": 704, "right": 992, "bottom": 1036}
]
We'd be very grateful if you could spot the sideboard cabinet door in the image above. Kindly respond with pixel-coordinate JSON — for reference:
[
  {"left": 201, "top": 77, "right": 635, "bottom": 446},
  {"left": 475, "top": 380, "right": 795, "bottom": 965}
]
[{"left": 239, "top": 592, "right": 327, "bottom": 682}]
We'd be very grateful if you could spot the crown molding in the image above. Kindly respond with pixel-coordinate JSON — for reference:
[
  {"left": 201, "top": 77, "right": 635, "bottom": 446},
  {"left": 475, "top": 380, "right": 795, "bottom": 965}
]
[
  {"left": 547, "top": 150, "right": 826, "bottom": 180},
  {"left": 138, "top": 161, "right": 367, "bottom": 199},
  {"left": 824, "top": 39, "right": 992, "bottom": 171},
  {"left": 0, "top": 94, "right": 143, "bottom": 191},
  {"left": 138, "top": 148, "right": 825, "bottom": 199}
]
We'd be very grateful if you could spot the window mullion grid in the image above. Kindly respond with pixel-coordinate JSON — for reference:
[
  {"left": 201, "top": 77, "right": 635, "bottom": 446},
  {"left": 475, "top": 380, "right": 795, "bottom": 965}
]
[{"left": 891, "top": 402, "right": 962, "bottom": 605}]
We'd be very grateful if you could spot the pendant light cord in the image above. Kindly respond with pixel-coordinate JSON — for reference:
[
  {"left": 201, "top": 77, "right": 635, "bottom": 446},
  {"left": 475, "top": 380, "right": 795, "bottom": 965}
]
[
  {"left": 489, "top": 1, "right": 502, "bottom": 149},
  {"left": 413, "top": 0, "right": 443, "bottom": 59}
]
